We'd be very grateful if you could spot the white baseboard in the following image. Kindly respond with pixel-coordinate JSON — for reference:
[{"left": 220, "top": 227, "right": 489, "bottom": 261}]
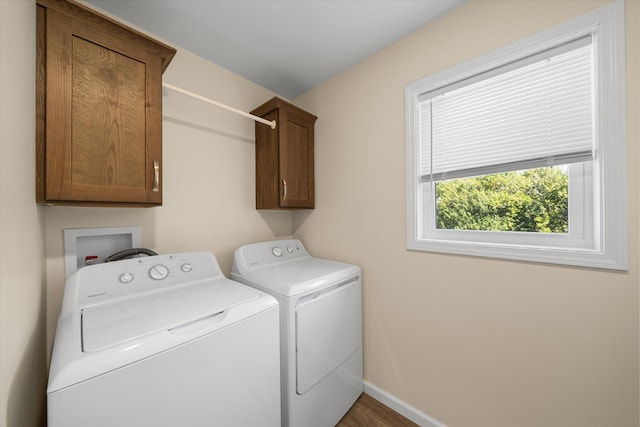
[{"left": 363, "top": 381, "right": 447, "bottom": 427}]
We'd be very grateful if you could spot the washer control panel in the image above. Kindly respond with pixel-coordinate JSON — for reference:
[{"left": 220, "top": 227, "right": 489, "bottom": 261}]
[
  {"left": 235, "top": 239, "right": 309, "bottom": 270},
  {"left": 75, "top": 252, "right": 223, "bottom": 306}
]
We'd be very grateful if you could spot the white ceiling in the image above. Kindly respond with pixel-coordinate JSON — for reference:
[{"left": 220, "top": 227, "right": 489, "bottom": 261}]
[{"left": 84, "top": 0, "right": 465, "bottom": 99}]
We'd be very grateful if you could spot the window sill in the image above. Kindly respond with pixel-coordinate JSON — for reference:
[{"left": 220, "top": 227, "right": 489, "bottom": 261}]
[{"left": 407, "top": 238, "right": 627, "bottom": 271}]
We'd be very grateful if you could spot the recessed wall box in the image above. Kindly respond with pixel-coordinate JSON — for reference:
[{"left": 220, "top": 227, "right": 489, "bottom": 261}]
[{"left": 64, "top": 227, "right": 141, "bottom": 278}]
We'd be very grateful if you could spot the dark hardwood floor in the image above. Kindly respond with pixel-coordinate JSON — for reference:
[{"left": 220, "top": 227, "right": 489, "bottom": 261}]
[{"left": 337, "top": 393, "right": 419, "bottom": 427}]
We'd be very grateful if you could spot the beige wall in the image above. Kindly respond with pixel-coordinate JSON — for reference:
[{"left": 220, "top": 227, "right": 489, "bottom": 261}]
[
  {"left": 0, "top": 1, "right": 47, "bottom": 426},
  {"left": 293, "top": 1, "right": 640, "bottom": 426}
]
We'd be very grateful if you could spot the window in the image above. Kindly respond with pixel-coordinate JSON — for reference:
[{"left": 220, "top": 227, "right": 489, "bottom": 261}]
[{"left": 405, "top": 1, "right": 627, "bottom": 270}]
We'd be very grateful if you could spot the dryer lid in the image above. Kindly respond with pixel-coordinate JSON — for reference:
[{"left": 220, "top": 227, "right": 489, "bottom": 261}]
[
  {"left": 232, "top": 257, "right": 360, "bottom": 297},
  {"left": 81, "top": 279, "right": 260, "bottom": 352}
]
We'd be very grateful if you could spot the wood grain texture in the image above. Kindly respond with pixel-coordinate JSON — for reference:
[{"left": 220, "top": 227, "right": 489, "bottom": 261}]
[
  {"left": 255, "top": 110, "right": 280, "bottom": 209},
  {"left": 71, "top": 37, "right": 146, "bottom": 188},
  {"left": 36, "top": 0, "right": 175, "bottom": 206},
  {"left": 282, "top": 114, "right": 312, "bottom": 204},
  {"left": 251, "top": 97, "right": 317, "bottom": 209},
  {"left": 36, "top": 0, "right": 175, "bottom": 70},
  {"left": 337, "top": 393, "right": 420, "bottom": 427},
  {"left": 36, "top": 5, "right": 47, "bottom": 202}
]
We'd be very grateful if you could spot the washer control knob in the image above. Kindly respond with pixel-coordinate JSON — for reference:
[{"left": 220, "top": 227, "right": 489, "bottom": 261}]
[
  {"left": 272, "top": 247, "right": 283, "bottom": 257},
  {"left": 149, "top": 264, "right": 170, "bottom": 280},
  {"left": 119, "top": 272, "right": 134, "bottom": 284},
  {"left": 181, "top": 263, "right": 192, "bottom": 273},
  {"left": 286, "top": 245, "right": 294, "bottom": 253}
]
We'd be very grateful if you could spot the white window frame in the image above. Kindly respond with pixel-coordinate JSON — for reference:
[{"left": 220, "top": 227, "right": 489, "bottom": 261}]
[{"left": 405, "top": 1, "right": 627, "bottom": 270}]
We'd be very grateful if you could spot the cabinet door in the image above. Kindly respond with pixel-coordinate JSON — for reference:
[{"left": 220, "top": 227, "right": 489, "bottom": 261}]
[
  {"left": 278, "top": 108, "right": 315, "bottom": 208},
  {"left": 43, "top": 8, "right": 162, "bottom": 205}
]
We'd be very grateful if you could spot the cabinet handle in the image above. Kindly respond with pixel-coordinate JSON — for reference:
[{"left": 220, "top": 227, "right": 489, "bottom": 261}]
[
  {"left": 153, "top": 160, "right": 160, "bottom": 192},
  {"left": 282, "top": 179, "right": 287, "bottom": 200}
]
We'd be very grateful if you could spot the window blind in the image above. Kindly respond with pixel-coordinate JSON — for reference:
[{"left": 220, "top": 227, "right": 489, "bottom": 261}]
[{"left": 419, "top": 36, "right": 594, "bottom": 182}]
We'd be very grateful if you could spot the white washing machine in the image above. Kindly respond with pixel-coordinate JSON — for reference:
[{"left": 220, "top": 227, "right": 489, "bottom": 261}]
[
  {"left": 47, "top": 251, "right": 280, "bottom": 427},
  {"left": 231, "top": 239, "right": 363, "bottom": 427}
]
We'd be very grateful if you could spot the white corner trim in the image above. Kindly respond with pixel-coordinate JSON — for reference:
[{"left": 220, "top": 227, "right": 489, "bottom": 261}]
[{"left": 363, "top": 381, "right": 447, "bottom": 427}]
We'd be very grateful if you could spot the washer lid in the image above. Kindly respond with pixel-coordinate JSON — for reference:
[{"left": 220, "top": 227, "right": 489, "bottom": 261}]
[
  {"left": 82, "top": 279, "right": 260, "bottom": 352},
  {"left": 233, "top": 257, "right": 360, "bottom": 297}
]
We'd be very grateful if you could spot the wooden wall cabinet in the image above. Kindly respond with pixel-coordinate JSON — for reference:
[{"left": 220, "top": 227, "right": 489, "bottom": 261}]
[
  {"left": 251, "top": 97, "right": 317, "bottom": 209},
  {"left": 36, "top": 0, "right": 176, "bottom": 206}
]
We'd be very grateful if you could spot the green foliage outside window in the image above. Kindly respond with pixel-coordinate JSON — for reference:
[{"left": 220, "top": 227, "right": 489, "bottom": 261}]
[{"left": 435, "top": 167, "right": 569, "bottom": 233}]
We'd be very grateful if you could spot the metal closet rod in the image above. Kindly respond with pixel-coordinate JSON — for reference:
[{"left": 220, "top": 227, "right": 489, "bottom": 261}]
[{"left": 162, "top": 82, "right": 277, "bottom": 129}]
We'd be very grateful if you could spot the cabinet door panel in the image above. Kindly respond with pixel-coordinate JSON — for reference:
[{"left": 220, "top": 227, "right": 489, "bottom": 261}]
[
  {"left": 279, "top": 110, "right": 314, "bottom": 208},
  {"left": 282, "top": 120, "right": 310, "bottom": 202},
  {"left": 71, "top": 37, "right": 147, "bottom": 189}
]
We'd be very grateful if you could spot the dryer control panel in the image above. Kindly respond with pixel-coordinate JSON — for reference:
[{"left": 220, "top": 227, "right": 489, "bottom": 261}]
[{"left": 233, "top": 239, "right": 309, "bottom": 270}]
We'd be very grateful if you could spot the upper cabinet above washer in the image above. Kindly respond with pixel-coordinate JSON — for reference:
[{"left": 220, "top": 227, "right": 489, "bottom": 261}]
[
  {"left": 36, "top": 0, "right": 176, "bottom": 206},
  {"left": 251, "top": 97, "right": 317, "bottom": 210}
]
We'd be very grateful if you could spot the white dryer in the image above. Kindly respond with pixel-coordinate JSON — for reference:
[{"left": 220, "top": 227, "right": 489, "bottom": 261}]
[
  {"left": 231, "top": 239, "right": 363, "bottom": 427},
  {"left": 47, "top": 251, "right": 280, "bottom": 427}
]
